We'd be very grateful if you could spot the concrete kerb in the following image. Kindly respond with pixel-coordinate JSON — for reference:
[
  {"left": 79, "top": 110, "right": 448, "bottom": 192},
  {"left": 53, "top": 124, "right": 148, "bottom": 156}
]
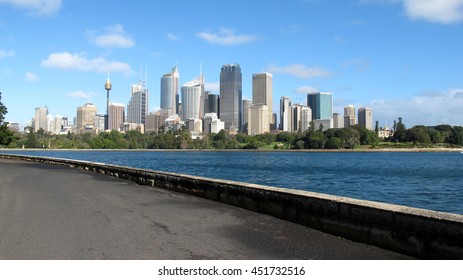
[{"left": 1, "top": 153, "right": 463, "bottom": 259}]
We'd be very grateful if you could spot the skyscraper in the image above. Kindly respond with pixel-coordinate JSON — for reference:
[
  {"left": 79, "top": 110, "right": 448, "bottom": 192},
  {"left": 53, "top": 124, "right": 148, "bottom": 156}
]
[
  {"left": 242, "top": 99, "right": 252, "bottom": 133},
  {"left": 160, "top": 66, "right": 179, "bottom": 117},
  {"left": 76, "top": 103, "right": 97, "bottom": 132},
  {"left": 220, "top": 64, "right": 242, "bottom": 131},
  {"left": 108, "top": 102, "right": 125, "bottom": 131},
  {"left": 248, "top": 104, "right": 269, "bottom": 136},
  {"left": 181, "top": 77, "right": 204, "bottom": 121},
  {"left": 307, "top": 92, "right": 333, "bottom": 121},
  {"left": 252, "top": 73, "right": 273, "bottom": 130},
  {"left": 280, "top": 96, "right": 291, "bottom": 131},
  {"left": 344, "top": 105, "right": 356, "bottom": 127},
  {"left": 127, "top": 81, "right": 149, "bottom": 125},
  {"left": 358, "top": 107, "right": 373, "bottom": 130},
  {"left": 34, "top": 107, "right": 48, "bottom": 132}
]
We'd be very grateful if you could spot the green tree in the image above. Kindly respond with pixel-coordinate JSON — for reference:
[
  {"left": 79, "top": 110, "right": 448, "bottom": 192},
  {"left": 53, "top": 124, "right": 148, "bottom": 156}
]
[
  {"left": 392, "top": 117, "right": 407, "bottom": 142},
  {"left": 406, "top": 126, "right": 431, "bottom": 144},
  {"left": 0, "top": 92, "right": 15, "bottom": 147},
  {"left": 335, "top": 127, "right": 360, "bottom": 149}
]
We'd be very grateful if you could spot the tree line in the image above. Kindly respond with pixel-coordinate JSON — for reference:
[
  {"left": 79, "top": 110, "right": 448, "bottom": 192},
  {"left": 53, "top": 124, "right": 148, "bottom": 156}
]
[{"left": 1, "top": 117, "right": 461, "bottom": 150}]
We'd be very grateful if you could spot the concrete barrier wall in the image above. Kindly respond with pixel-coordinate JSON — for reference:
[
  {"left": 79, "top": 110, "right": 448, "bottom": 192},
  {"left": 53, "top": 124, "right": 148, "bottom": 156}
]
[{"left": 2, "top": 153, "right": 463, "bottom": 259}]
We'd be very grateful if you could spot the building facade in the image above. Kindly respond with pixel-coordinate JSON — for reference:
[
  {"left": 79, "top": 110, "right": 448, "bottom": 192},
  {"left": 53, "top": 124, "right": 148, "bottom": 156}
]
[
  {"left": 76, "top": 103, "right": 97, "bottom": 133},
  {"left": 34, "top": 107, "right": 49, "bottom": 132},
  {"left": 242, "top": 99, "right": 252, "bottom": 133},
  {"left": 344, "top": 105, "right": 356, "bottom": 127},
  {"left": 248, "top": 104, "right": 269, "bottom": 136},
  {"left": 220, "top": 64, "right": 242, "bottom": 131},
  {"left": 280, "top": 96, "right": 291, "bottom": 131},
  {"left": 358, "top": 107, "right": 373, "bottom": 130},
  {"left": 108, "top": 102, "right": 125, "bottom": 131},
  {"left": 252, "top": 73, "right": 273, "bottom": 130},
  {"left": 127, "top": 82, "right": 149, "bottom": 125},
  {"left": 307, "top": 92, "right": 333, "bottom": 121},
  {"left": 181, "top": 77, "right": 204, "bottom": 121},
  {"left": 160, "top": 66, "right": 179, "bottom": 117}
]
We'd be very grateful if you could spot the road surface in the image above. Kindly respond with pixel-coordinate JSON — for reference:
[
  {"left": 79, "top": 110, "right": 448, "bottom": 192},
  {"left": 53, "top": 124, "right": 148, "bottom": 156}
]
[{"left": 0, "top": 158, "right": 412, "bottom": 259}]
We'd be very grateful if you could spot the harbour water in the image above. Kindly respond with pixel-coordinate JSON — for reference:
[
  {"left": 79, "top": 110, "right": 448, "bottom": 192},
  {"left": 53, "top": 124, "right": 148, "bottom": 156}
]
[{"left": 3, "top": 150, "right": 463, "bottom": 215}]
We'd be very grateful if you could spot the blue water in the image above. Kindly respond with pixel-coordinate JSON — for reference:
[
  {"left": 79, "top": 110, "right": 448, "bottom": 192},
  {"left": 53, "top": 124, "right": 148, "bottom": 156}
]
[{"left": 3, "top": 150, "right": 463, "bottom": 215}]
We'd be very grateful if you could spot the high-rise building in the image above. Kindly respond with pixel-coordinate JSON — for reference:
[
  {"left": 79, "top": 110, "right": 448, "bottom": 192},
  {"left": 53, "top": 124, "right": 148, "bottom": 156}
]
[
  {"left": 358, "top": 107, "right": 373, "bottom": 130},
  {"left": 307, "top": 92, "right": 333, "bottom": 127},
  {"left": 242, "top": 99, "right": 252, "bottom": 133},
  {"left": 127, "top": 81, "right": 149, "bottom": 125},
  {"left": 300, "top": 107, "right": 312, "bottom": 132},
  {"left": 280, "top": 96, "right": 291, "bottom": 131},
  {"left": 344, "top": 105, "right": 356, "bottom": 127},
  {"left": 248, "top": 104, "right": 269, "bottom": 136},
  {"left": 252, "top": 73, "right": 273, "bottom": 130},
  {"left": 181, "top": 77, "right": 204, "bottom": 121},
  {"left": 145, "top": 111, "right": 166, "bottom": 134},
  {"left": 54, "top": 114, "right": 63, "bottom": 134},
  {"left": 220, "top": 64, "right": 242, "bottom": 131},
  {"left": 208, "top": 93, "right": 219, "bottom": 115},
  {"left": 333, "top": 113, "right": 344, "bottom": 129},
  {"left": 290, "top": 104, "right": 311, "bottom": 132},
  {"left": 160, "top": 66, "right": 179, "bottom": 117},
  {"left": 76, "top": 103, "right": 97, "bottom": 132},
  {"left": 34, "top": 107, "right": 48, "bottom": 132},
  {"left": 108, "top": 102, "right": 125, "bottom": 131}
]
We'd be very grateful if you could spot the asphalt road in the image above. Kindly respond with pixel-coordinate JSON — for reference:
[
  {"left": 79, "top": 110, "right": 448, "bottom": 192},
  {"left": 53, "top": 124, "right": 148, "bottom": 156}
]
[{"left": 0, "top": 158, "right": 412, "bottom": 260}]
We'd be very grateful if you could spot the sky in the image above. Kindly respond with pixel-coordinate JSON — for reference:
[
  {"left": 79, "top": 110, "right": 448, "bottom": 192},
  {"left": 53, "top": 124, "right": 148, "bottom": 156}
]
[{"left": 0, "top": 0, "right": 462, "bottom": 128}]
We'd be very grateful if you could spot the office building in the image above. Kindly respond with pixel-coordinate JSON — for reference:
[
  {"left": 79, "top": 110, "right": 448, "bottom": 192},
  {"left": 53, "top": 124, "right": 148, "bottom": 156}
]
[
  {"left": 242, "top": 99, "right": 252, "bottom": 133},
  {"left": 252, "top": 73, "right": 273, "bottom": 130},
  {"left": 307, "top": 92, "right": 333, "bottom": 128},
  {"left": 300, "top": 106, "right": 312, "bottom": 132},
  {"left": 358, "top": 107, "right": 373, "bottom": 130},
  {"left": 108, "top": 102, "right": 125, "bottom": 131},
  {"left": 145, "top": 111, "right": 166, "bottom": 134},
  {"left": 181, "top": 77, "right": 204, "bottom": 121},
  {"left": 160, "top": 66, "right": 179, "bottom": 117},
  {"left": 34, "top": 107, "right": 49, "bottom": 132},
  {"left": 344, "top": 105, "right": 356, "bottom": 127},
  {"left": 248, "top": 104, "right": 269, "bottom": 136},
  {"left": 76, "top": 103, "right": 97, "bottom": 133},
  {"left": 333, "top": 113, "right": 344, "bottom": 129},
  {"left": 220, "top": 64, "right": 242, "bottom": 131},
  {"left": 280, "top": 96, "right": 291, "bottom": 131},
  {"left": 204, "top": 92, "right": 219, "bottom": 115},
  {"left": 127, "top": 81, "right": 149, "bottom": 125}
]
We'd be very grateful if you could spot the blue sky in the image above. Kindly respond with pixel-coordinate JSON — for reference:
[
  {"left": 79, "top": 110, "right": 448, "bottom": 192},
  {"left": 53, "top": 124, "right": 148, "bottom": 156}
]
[{"left": 0, "top": 0, "right": 462, "bottom": 128}]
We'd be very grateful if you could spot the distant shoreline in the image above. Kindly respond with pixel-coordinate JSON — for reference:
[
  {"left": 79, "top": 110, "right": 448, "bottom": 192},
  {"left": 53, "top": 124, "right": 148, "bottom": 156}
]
[{"left": 1, "top": 147, "right": 462, "bottom": 153}]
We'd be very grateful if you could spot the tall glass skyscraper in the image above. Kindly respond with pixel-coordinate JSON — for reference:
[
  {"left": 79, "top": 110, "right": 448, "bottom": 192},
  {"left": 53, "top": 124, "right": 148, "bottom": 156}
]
[
  {"left": 160, "top": 66, "right": 179, "bottom": 117},
  {"left": 307, "top": 92, "right": 333, "bottom": 121},
  {"left": 220, "top": 64, "right": 242, "bottom": 131}
]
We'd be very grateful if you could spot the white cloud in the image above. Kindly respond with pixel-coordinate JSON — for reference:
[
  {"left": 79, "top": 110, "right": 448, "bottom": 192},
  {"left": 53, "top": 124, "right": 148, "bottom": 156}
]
[
  {"left": 266, "top": 63, "right": 333, "bottom": 79},
  {"left": 41, "top": 52, "right": 131, "bottom": 74},
  {"left": 67, "top": 90, "right": 95, "bottom": 101},
  {"left": 0, "top": 49, "right": 15, "bottom": 59},
  {"left": 197, "top": 27, "right": 259, "bottom": 46},
  {"left": 24, "top": 72, "right": 39, "bottom": 82},
  {"left": 403, "top": 0, "right": 463, "bottom": 24},
  {"left": 296, "top": 86, "right": 319, "bottom": 94},
  {"left": 86, "top": 24, "right": 135, "bottom": 48},
  {"left": 167, "top": 32, "right": 181, "bottom": 41},
  {"left": 0, "top": 0, "right": 62, "bottom": 16},
  {"left": 369, "top": 89, "right": 463, "bottom": 126}
]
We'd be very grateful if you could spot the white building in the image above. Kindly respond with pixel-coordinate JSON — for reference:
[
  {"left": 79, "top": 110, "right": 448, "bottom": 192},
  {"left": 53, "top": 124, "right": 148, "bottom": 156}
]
[
  {"left": 248, "top": 104, "right": 269, "bottom": 136},
  {"left": 181, "top": 77, "right": 204, "bottom": 121}
]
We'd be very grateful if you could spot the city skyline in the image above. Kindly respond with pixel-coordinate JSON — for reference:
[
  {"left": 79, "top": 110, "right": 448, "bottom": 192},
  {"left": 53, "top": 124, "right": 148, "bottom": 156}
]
[{"left": 0, "top": 0, "right": 462, "bottom": 127}]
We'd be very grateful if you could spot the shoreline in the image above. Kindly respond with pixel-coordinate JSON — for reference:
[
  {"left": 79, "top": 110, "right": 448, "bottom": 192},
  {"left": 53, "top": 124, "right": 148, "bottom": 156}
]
[{"left": 1, "top": 147, "right": 462, "bottom": 153}]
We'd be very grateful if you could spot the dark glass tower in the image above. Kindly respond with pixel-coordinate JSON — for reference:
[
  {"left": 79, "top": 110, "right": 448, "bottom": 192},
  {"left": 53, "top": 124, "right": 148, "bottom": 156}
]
[{"left": 219, "top": 64, "right": 242, "bottom": 131}]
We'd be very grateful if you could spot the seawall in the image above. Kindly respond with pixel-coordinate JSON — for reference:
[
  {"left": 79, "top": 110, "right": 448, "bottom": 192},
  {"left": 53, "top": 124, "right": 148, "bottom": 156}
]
[{"left": 1, "top": 153, "right": 462, "bottom": 259}]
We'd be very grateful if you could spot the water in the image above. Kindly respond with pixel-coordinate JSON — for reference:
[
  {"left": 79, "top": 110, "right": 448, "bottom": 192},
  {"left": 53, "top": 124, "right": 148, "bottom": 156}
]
[{"left": 3, "top": 150, "right": 463, "bottom": 215}]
